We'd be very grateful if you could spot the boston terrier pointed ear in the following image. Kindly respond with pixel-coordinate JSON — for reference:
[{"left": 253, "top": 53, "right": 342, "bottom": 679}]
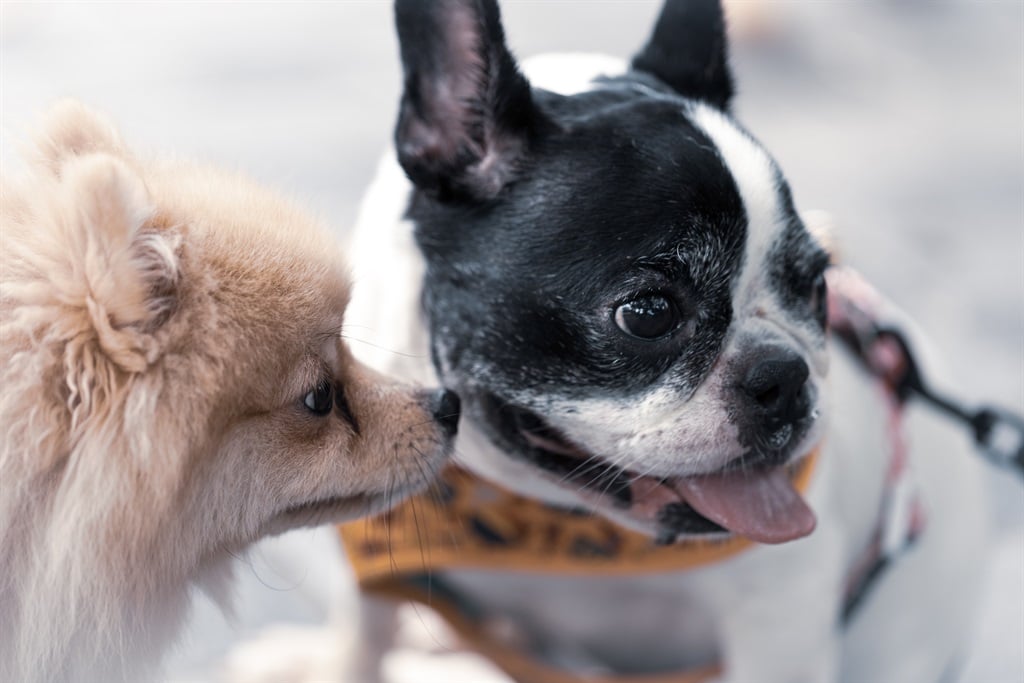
[
  {"left": 394, "top": 0, "right": 542, "bottom": 202},
  {"left": 631, "top": 0, "right": 734, "bottom": 110}
]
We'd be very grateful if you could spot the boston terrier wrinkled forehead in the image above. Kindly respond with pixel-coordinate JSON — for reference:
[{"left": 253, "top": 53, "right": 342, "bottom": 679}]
[{"left": 396, "top": 0, "right": 830, "bottom": 544}]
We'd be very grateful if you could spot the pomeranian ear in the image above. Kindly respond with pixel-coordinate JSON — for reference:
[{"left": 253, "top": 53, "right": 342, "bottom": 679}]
[
  {"left": 31, "top": 99, "right": 130, "bottom": 176},
  {"left": 57, "top": 154, "right": 181, "bottom": 372}
]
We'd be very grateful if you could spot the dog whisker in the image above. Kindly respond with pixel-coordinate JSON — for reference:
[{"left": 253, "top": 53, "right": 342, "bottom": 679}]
[{"left": 339, "top": 332, "right": 431, "bottom": 360}]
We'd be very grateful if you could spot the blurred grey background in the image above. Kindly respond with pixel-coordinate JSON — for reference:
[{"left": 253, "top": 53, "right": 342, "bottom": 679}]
[{"left": 2, "top": 1, "right": 1021, "bottom": 681}]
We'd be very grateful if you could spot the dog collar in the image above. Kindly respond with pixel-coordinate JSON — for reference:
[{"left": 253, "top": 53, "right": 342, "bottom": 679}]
[
  {"left": 338, "top": 452, "right": 817, "bottom": 683},
  {"left": 340, "top": 448, "right": 819, "bottom": 582}
]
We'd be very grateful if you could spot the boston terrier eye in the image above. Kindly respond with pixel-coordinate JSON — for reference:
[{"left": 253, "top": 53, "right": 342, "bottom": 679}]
[
  {"left": 614, "top": 294, "right": 680, "bottom": 340},
  {"left": 302, "top": 379, "right": 334, "bottom": 416}
]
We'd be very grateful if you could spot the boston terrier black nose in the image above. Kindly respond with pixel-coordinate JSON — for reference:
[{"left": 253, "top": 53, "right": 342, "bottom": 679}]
[
  {"left": 743, "top": 349, "right": 809, "bottom": 419},
  {"left": 740, "top": 347, "right": 811, "bottom": 434}
]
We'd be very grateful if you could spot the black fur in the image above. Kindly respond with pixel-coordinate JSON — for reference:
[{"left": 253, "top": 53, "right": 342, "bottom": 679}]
[
  {"left": 394, "top": 0, "right": 544, "bottom": 201},
  {"left": 631, "top": 0, "right": 734, "bottom": 109}
]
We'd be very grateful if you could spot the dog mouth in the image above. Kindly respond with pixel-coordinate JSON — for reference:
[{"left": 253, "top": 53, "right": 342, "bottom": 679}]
[
  {"left": 487, "top": 398, "right": 816, "bottom": 545},
  {"left": 282, "top": 492, "right": 380, "bottom": 519}
]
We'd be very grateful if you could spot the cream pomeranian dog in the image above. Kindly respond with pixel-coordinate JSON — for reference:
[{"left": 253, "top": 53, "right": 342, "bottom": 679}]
[{"left": 0, "top": 101, "right": 460, "bottom": 683}]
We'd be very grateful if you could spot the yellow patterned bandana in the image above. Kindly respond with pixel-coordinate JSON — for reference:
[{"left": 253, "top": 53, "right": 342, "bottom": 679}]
[{"left": 338, "top": 448, "right": 819, "bottom": 683}]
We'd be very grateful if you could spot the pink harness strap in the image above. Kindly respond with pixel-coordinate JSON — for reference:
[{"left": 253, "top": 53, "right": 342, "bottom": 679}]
[{"left": 827, "top": 267, "right": 926, "bottom": 621}]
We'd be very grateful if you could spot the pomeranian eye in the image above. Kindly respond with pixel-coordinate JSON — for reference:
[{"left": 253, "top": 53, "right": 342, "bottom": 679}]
[
  {"left": 303, "top": 380, "right": 334, "bottom": 416},
  {"left": 614, "top": 294, "right": 679, "bottom": 340}
]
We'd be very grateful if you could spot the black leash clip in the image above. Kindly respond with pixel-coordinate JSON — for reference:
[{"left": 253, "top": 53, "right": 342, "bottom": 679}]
[
  {"left": 970, "top": 406, "right": 1024, "bottom": 477},
  {"left": 872, "top": 328, "right": 1024, "bottom": 479}
]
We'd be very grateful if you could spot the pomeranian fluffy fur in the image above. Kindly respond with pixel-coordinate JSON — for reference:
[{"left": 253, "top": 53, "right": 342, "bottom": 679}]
[{"left": 0, "top": 101, "right": 454, "bottom": 683}]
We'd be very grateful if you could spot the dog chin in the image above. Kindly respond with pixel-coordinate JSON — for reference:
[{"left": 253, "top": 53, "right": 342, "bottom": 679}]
[
  {"left": 261, "top": 464, "right": 449, "bottom": 536},
  {"left": 477, "top": 391, "right": 821, "bottom": 545},
  {"left": 262, "top": 493, "right": 383, "bottom": 536}
]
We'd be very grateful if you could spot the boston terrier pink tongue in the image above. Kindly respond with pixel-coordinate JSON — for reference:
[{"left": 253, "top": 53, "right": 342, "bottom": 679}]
[
  {"left": 621, "top": 466, "right": 816, "bottom": 545},
  {"left": 670, "top": 468, "right": 817, "bottom": 544}
]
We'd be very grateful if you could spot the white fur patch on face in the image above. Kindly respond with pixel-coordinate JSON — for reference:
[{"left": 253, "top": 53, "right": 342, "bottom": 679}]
[
  {"left": 689, "top": 104, "right": 784, "bottom": 308},
  {"left": 542, "top": 383, "right": 745, "bottom": 478}
]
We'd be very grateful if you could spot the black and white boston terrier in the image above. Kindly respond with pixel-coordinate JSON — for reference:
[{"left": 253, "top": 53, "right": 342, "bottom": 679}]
[{"left": 341, "top": 1, "right": 989, "bottom": 681}]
